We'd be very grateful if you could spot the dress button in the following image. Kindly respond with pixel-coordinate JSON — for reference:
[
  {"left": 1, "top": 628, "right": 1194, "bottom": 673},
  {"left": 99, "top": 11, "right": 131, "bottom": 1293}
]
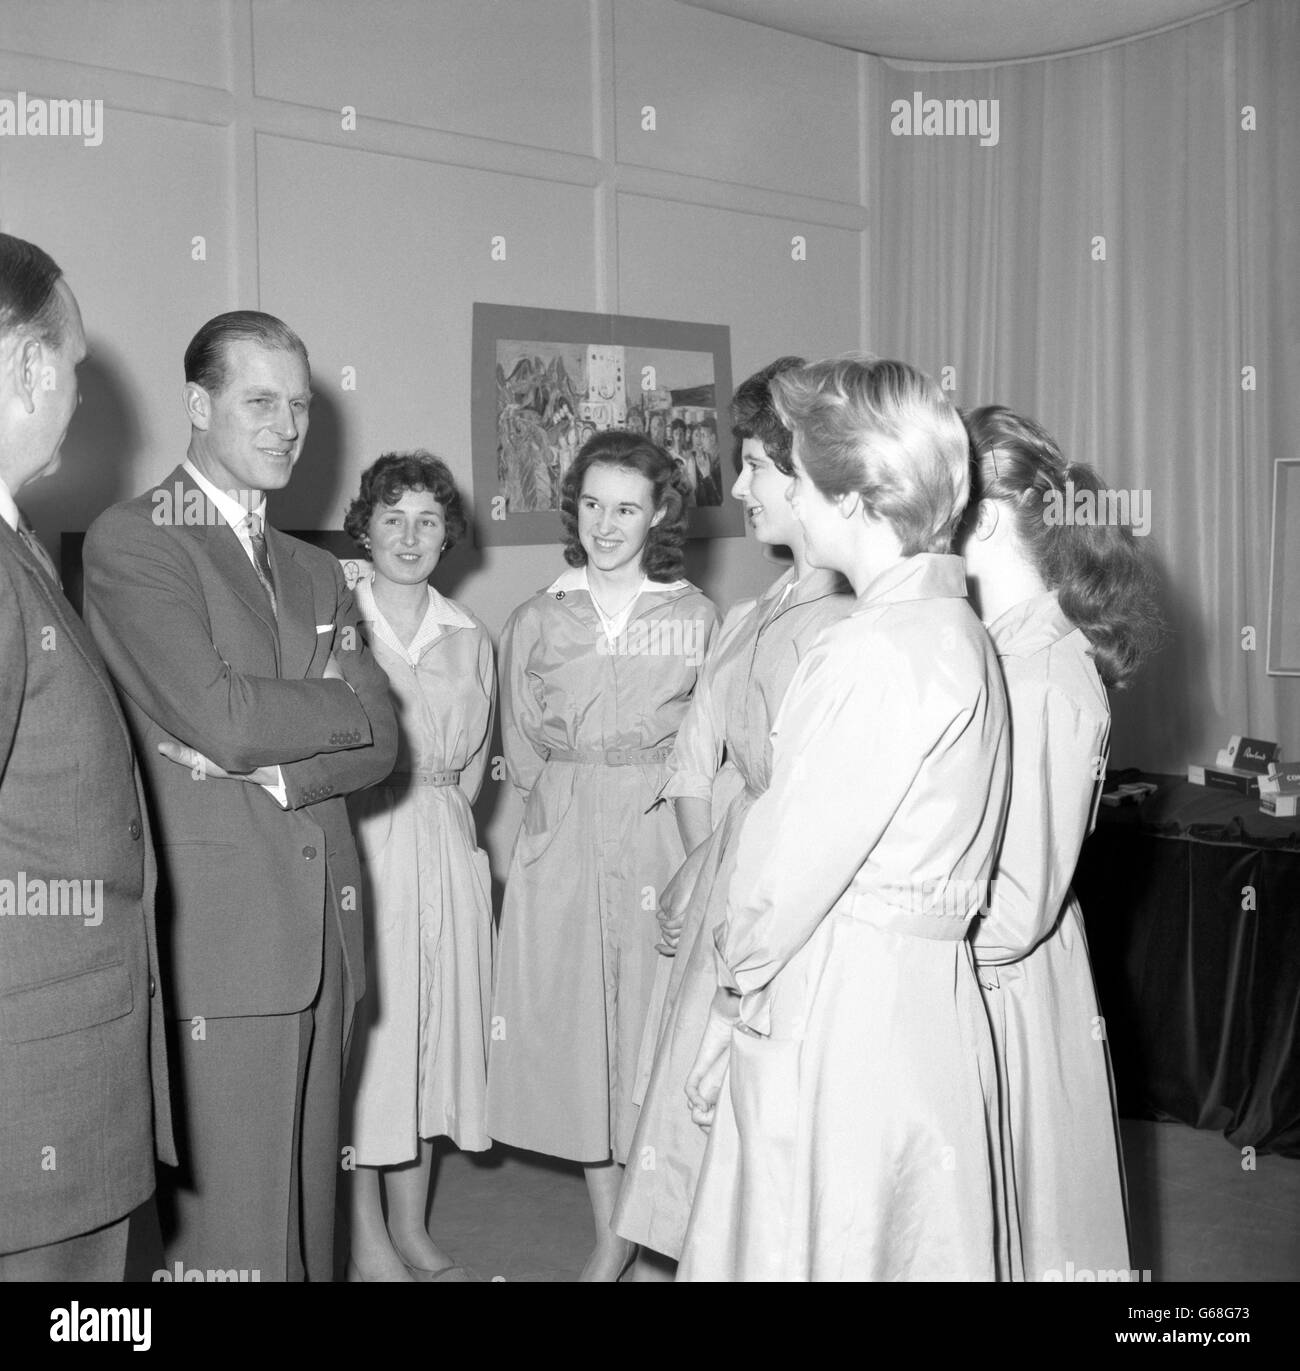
[
  {"left": 556, "top": 590, "right": 565, "bottom": 600},
  {"left": 303, "top": 845, "right": 317, "bottom": 860},
  {"left": 128, "top": 819, "right": 142, "bottom": 840}
]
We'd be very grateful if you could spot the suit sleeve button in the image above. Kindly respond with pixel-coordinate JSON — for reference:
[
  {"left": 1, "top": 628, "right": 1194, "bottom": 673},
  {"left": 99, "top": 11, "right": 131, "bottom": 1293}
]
[
  {"left": 303, "top": 845, "right": 317, "bottom": 860},
  {"left": 149, "top": 975, "right": 157, "bottom": 997},
  {"left": 128, "top": 819, "right": 142, "bottom": 840}
]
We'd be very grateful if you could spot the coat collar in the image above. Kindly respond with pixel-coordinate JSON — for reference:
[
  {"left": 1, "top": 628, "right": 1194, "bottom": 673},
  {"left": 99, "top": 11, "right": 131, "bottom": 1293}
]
[
  {"left": 758, "top": 564, "right": 851, "bottom": 627},
  {"left": 853, "top": 552, "right": 969, "bottom": 612},
  {"left": 543, "top": 565, "right": 697, "bottom": 628},
  {"left": 986, "top": 590, "right": 1077, "bottom": 658},
  {"left": 355, "top": 573, "right": 473, "bottom": 663},
  {"left": 545, "top": 565, "right": 690, "bottom": 597}
]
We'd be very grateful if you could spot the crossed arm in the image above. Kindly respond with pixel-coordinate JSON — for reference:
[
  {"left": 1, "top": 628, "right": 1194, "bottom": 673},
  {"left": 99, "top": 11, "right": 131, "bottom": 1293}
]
[{"left": 83, "top": 508, "right": 398, "bottom": 805}]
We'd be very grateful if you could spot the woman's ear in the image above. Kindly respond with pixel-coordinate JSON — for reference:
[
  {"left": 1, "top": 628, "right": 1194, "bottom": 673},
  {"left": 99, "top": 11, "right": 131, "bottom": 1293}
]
[
  {"left": 650, "top": 504, "right": 667, "bottom": 528},
  {"left": 974, "top": 498, "right": 1000, "bottom": 541},
  {"left": 838, "top": 490, "right": 863, "bottom": 520}
]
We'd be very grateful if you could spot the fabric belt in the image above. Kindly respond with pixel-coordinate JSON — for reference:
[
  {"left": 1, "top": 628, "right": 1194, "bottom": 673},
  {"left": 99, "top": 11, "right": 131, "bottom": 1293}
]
[
  {"left": 839, "top": 893, "right": 975, "bottom": 942},
  {"left": 391, "top": 769, "right": 462, "bottom": 787},
  {"left": 546, "top": 746, "right": 674, "bottom": 767}
]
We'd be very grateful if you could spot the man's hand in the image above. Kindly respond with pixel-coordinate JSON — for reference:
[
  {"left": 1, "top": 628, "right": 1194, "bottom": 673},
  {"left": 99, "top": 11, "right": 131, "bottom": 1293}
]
[{"left": 157, "top": 740, "right": 279, "bottom": 786}]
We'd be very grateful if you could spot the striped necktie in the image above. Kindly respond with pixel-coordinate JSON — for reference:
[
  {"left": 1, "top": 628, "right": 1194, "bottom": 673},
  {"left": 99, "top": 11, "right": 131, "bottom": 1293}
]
[
  {"left": 17, "top": 514, "right": 62, "bottom": 588},
  {"left": 243, "top": 512, "right": 277, "bottom": 617}
]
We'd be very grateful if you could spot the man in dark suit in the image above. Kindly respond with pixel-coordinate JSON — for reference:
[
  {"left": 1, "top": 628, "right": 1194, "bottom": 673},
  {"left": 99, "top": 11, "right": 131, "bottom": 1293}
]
[
  {"left": 0, "top": 232, "right": 174, "bottom": 1280},
  {"left": 83, "top": 311, "right": 398, "bottom": 1281}
]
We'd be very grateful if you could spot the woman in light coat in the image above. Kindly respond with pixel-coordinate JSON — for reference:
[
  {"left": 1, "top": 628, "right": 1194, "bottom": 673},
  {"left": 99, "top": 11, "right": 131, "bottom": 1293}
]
[
  {"left": 486, "top": 430, "right": 717, "bottom": 1280},
  {"left": 679, "top": 357, "right": 1010, "bottom": 1281},
  {"left": 960, "top": 404, "right": 1162, "bottom": 1281},
  {"left": 614, "top": 358, "right": 853, "bottom": 1273},
  {"left": 343, "top": 452, "right": 495, "bottom": 1282}
]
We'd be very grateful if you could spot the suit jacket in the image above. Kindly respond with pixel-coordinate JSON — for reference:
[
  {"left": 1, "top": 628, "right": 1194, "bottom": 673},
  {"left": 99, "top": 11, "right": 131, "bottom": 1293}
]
[
  {"left": 82, "top": 466, "right": 399, "bottom": 1019},
  {"left": 0, "top": 517, "right": 175, "bottom": 1253}
]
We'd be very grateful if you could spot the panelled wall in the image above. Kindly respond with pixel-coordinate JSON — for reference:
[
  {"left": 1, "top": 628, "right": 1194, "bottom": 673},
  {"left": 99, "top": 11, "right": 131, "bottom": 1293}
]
[
  {"left": 6, "top": 1, "right": 1280, "bottom": 807},
  {"left": 0, "top": 0, "right": 866, "bottom": 862},
  {"left": 0, "top": 0, "right": 866, "bottom": 608}
]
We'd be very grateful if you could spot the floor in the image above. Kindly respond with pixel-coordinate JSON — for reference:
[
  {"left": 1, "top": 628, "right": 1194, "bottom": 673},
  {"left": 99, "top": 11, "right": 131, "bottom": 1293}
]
[
  {"left": 410, "top": 1118, "right": 1300, "bottom": 1282},
  {"left": 126, "top": 1115, "right": 1300, "bottom": 1281}
]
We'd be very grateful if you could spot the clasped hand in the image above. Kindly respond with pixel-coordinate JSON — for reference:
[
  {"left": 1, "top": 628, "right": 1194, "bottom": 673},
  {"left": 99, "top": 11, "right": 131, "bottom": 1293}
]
[{"left": 684, "top": 990, "right": 739, "bottom": 1133}]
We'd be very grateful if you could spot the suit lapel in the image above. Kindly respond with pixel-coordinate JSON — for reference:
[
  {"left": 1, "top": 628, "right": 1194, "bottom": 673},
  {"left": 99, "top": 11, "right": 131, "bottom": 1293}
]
[
  {"left": 203, "top": 520, "right": 281, "bottom": 646},
  {"left": 159, "top": 468, "right": 281, "bottom": 648},
  {"left": 265, "top": 529, "right": 316, "bottom": 680},
  {"left": 0, "top": 520, "right": 137, "bottom": 755}
]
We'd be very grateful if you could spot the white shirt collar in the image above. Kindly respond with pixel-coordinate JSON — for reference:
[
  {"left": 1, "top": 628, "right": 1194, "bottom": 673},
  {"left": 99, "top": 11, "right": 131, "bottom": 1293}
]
[
  {"left": 545, "top": 565, "right": 688, "bottom": 595},
  {"left": 182, "top": 458, "right": 266, "bottom": 531},
  {"left": 356, "top": 573, "right": 473, "bottom": 665},
  {"left": 0, "top": 474, "right": 19, "bottom": 532},
  {"left": 547, "top": 566, "right": 689, "bottom": 646}
]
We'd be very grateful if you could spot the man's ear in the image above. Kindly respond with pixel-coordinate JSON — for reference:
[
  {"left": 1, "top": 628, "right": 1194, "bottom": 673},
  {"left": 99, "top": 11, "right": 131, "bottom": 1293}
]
[
  {"left": 183, "top": 380, "right": 211, "bottom": 431},
  {"left": 12, "top": 335, "right": 43, "bottom": 415},
  {"left": 838, "top": 489, "right": 863, "bottom": 520},
  {"left": 974, "top": 498, "right": 1000, "bottom": 541}
]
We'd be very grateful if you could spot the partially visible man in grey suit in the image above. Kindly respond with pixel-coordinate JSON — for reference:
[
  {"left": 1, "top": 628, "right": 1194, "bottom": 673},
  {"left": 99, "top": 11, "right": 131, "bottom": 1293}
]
[
  {"left": 83, "top": 312, "right": 397, "bottom": 1280},
  {"left": 0, "top": 232, "right": 175, "bottom": 1280}
]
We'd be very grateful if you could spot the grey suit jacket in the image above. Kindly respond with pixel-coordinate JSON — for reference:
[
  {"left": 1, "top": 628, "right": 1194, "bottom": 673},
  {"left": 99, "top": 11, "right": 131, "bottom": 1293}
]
[
  {"left": 0, "top": 517, "right": 175, "bottom": 1254},
  {"left": 82, "top": 466, "right": 398, "bottom": 1019}
]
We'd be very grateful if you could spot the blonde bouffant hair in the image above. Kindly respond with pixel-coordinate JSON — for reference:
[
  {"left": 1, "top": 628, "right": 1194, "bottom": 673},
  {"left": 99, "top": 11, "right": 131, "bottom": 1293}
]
[{"left": 771, "top": 354, "right": 970, "bottom": 555}]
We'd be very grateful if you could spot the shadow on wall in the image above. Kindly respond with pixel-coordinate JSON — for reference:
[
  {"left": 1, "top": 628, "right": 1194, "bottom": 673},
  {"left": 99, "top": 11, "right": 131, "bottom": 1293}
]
[
  {"left": 267, "top": 382, "right": 347, "bottom": 536},
  {"left": 25, "top": 342, "right": 144, "bottom": 543},
  {"left": 1108, "top": 541, "right": 1203, "bottom": 773}
]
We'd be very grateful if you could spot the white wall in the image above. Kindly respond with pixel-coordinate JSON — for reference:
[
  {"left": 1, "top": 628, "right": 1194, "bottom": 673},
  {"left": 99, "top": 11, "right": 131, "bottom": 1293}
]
[{"left": 0, "top": 0, "right": 869, "bottom": 865}]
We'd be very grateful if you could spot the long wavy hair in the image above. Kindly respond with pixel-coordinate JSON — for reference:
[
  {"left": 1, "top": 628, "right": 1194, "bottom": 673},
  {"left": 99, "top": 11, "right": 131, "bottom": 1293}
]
[
  {"left": 963, "top": 405, "right": 1163, "bottom": 688},
  {"left": 560, "top": 430, "right": 690, "bottom": 582}
]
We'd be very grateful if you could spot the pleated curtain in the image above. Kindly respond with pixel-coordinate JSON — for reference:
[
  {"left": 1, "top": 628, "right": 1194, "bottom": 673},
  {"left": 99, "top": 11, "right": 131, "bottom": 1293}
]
[{"left": 865, "top": 0, "right": 1299, "bottom": 771}]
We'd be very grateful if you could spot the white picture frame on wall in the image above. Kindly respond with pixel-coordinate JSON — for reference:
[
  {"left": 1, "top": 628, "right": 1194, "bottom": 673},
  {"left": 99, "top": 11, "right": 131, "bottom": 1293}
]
[{"left": 1266, "top": 457, "right": 1300, "bottom": 676}]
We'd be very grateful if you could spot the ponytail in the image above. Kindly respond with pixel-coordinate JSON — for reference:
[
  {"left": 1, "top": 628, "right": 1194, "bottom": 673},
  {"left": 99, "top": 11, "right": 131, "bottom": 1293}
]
[{"left": 964, "top": 406, "right": 1163, "bottom": 689}]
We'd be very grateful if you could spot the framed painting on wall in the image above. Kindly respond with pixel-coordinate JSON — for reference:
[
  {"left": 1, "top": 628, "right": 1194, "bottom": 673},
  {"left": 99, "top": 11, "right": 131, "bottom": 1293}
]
[
  {"left": 1266, "top": 456, "right": 1300, "bottom": 675},
  {"left": 471, "top": 302, "right": 738, "bottom": 547}
]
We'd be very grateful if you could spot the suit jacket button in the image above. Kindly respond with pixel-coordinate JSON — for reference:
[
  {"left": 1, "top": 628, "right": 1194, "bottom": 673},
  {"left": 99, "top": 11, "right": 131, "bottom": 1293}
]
[
  {"left": 303, "top": 845, "right": 317, "bottom": 860},
  {"left": 149, "top": 975, "right": 157, "bottom": 998},
  {"left": 128, "top": 819, "right": 142, "bottom": 840}
]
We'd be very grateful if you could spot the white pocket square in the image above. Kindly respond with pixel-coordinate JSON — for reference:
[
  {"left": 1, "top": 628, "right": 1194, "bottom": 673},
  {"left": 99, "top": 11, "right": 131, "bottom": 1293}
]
[{"left": 316, "top": 624, "right": 334, "bottom": 634}]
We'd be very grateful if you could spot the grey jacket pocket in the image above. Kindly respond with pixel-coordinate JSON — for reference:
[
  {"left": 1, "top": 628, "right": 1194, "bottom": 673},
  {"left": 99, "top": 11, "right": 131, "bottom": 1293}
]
[{"left": 0, "top": 959, "right": 133, "bottom": 1044}]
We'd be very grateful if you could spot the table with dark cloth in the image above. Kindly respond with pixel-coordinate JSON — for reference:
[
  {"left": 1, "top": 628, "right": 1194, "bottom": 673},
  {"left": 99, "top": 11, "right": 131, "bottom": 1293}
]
[{"left": 1072, "top": 773, "right": 1300, "bottom": 1158}]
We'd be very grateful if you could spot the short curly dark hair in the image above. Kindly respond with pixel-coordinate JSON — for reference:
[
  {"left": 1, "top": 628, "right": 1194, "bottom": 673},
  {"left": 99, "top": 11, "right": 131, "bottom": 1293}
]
[
  {"left": 560, "top": 430, "right": 690, "bottom": 582},
  {"left": 344, "top": 451, "right": 468, "bottom": 553},
  {"left": 731, "top": 355, "right": 805, "bottom": 475}
]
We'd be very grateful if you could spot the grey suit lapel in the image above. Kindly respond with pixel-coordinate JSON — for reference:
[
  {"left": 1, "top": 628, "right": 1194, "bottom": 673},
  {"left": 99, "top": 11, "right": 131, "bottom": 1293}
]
[
  {"left": 265, "top": 530, "right": 316, "bottom": 680},
  {"left": 0, "top": 520, "right": 137, "bottom": 756},
  {"left": 160, "top": 467, "right": 280, "bottom": 646}
]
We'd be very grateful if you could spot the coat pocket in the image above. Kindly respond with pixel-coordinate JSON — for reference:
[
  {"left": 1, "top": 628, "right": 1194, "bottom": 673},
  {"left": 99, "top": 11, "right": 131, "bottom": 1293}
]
[
  {"left": 514, "top": 767, "right": 576, "bottom": 868},
  {"left": 0, "top": 959, "right": 133, "bottom": 1044}
]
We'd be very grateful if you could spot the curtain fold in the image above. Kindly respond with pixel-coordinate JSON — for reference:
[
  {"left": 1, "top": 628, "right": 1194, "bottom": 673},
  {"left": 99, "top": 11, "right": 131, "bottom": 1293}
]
[{"left": 866, "top": 0, "right": 1299, "bottom": 771}]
